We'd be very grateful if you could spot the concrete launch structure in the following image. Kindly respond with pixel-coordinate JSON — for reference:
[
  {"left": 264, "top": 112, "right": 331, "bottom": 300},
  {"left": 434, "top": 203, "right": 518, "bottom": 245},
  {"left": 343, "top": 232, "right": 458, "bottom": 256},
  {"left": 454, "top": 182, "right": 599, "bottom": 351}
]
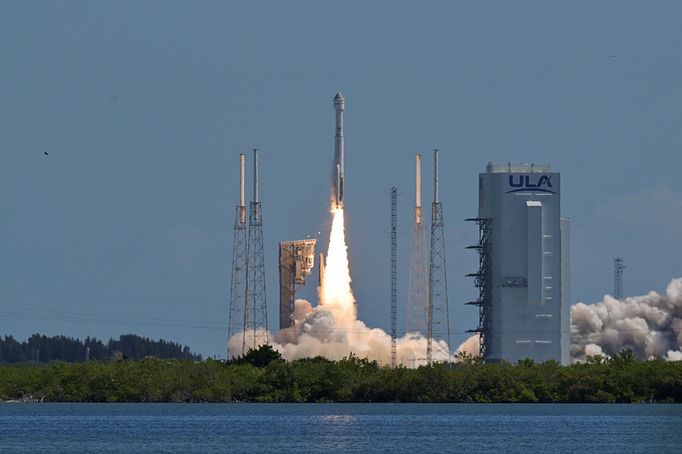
[
  {"left": 279, "top": 239, "right": 316, "bottom": 329},
  {"left": 333, "top": 92, "right": 345, "bottom": 208},
  {"left": 468, "top": 163, "right": 570, "bottom": 364}
]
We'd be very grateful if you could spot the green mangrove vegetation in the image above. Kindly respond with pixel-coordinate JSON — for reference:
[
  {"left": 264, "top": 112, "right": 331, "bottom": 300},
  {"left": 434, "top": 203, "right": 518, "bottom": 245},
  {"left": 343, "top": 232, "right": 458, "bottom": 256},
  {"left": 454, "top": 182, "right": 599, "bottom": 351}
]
[
  {"left": 0, "top": 334, "right": 201, "bottom": 363},
  {"left": 1, "top": 346, "right": 680, "bottom": 403}
]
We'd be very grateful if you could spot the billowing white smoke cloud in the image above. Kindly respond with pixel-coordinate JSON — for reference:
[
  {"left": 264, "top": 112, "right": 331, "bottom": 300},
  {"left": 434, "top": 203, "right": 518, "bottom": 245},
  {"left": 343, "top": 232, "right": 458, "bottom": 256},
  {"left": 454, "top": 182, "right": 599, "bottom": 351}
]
[
  {"left": 271, "top": 299, "right": 451, "bottom": 366},
  {"left": 229, "top": 271, "right": 682, "bottom": 365},
  {"left": 228, "top": 298, "right": 453, "bottom": 367},
  {"left": 410, "top": 278, "right": 682, "bottom": 364},
  {"left": 229, "top": 208, "right": 453, "bottom": 367},
  {"left": 230, "top": 203, "right": 682, "bottom": 365},
  {"left": 455, "top": 334, "right": 480, "bottom": 357},
  {"left": 571, "top": 277, "right": 682, "bottom": 362}
]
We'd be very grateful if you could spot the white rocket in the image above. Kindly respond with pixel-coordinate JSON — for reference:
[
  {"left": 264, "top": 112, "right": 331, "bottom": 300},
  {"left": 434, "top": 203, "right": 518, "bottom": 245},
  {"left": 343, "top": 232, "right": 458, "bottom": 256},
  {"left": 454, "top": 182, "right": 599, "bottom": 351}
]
[{"left": 333, "top": 92, "right": 345, "bottom": 208}]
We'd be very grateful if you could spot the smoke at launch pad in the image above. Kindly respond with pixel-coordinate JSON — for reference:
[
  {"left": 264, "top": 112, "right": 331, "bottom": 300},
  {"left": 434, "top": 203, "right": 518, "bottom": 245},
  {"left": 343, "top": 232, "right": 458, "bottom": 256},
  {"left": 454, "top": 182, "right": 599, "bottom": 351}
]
[
  {"left": 227, "top": 194, "right": 682, "bottom": 366},
  {"left": 228, "top": 92, "right": 682, "bottom": 365},
  {"left": 229, "top": 207, "right": 453, "bottom": 366}
]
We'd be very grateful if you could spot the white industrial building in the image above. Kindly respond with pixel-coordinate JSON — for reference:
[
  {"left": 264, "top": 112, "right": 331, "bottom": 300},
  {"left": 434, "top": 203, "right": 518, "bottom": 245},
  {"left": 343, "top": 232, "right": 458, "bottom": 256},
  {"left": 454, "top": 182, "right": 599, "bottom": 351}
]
[{"left": 467, "top": 163, "right": 570, "bottom": 364}]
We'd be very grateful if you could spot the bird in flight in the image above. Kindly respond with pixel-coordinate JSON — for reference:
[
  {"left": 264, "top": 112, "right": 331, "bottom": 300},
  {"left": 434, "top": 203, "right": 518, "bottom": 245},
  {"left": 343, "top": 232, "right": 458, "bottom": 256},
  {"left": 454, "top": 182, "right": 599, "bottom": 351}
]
[{"left": 43, "top": 152, "right": 49, "bottom": 156}]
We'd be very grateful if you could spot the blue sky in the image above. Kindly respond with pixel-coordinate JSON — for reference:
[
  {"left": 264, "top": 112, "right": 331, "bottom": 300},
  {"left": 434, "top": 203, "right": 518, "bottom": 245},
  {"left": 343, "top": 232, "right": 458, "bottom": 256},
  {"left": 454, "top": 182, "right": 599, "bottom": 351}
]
[{"left": 2, "top": 1, "right": 681, "bottom": 358}]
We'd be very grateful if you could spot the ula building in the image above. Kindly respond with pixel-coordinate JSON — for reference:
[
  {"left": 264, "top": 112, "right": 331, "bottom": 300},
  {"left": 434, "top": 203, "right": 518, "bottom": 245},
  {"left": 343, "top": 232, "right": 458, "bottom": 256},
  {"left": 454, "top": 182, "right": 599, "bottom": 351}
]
[{"left": 467, "top": 163, "right": 570, "bottom": 364}]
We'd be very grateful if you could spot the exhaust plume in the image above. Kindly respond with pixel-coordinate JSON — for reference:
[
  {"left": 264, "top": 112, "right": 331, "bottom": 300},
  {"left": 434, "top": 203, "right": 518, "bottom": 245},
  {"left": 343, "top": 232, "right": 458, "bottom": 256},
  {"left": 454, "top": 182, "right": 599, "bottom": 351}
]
[
  {"left": 445, "top": 278, "right": 682, "bottom": 364},
  {"left": 571, "top": 277, "right": 682, "bottom": 362},
  {"left": 229, "top": 207, "right": 452, "bottom": 366}
]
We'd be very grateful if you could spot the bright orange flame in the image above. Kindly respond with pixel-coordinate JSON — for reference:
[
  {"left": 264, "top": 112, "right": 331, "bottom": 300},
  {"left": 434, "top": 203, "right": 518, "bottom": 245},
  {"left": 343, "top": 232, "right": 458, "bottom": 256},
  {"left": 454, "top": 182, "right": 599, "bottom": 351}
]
[{"left": 320, "top": 208, "right": 356, "bottom": 326}]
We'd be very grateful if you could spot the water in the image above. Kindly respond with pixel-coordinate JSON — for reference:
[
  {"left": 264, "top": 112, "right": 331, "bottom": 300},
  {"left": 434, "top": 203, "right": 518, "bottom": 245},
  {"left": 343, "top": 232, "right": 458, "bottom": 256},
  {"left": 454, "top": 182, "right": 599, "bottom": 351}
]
[{"left": 0, "top": 403, "right": 680, "bottom": 453}]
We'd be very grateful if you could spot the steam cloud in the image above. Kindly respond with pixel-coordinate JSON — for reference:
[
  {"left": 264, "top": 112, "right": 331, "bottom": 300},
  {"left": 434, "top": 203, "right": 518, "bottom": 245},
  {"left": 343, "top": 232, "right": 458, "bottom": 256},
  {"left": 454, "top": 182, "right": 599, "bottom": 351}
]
[
  {"left": 229, "top": 208, "right": 453, "bottom": 367},
  {"left": 230, "top": 201, "right": 682, "bottom": 365},
  {"left": 454, "top": 278, "right": 682, "bottom": 363},
  {"left": 571, "top": 277, "right": 682, "bottom": 362}
]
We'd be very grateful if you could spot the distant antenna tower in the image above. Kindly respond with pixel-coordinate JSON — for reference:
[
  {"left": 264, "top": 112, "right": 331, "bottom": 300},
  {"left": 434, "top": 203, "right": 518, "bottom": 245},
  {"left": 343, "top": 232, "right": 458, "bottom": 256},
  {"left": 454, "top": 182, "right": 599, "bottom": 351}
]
[
  {"left": 227, "top": 153, "right": 248, "bottom": 358},
  {"left": 613, "top": 257, "right": 626, "bottom": 299},
  {"left": 427, "top": 149, "right": 450, "bottom": 364},
  {"left": 243, "top": 148, "right": 269, "bottom": 352},
  {"left": 390, "top": 187, "right": 398, "bottom": 367},
  {"left": 407, "top": 154, "right": 429, "bottom": 336}
]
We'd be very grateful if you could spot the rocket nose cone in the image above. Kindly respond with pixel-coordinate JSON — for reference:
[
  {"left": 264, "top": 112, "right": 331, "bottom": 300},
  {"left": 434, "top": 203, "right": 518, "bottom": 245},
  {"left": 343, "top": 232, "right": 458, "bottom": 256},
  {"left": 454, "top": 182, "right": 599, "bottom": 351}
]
[{"left": 334, "top": 92, "right": 345, "bottom": 109}]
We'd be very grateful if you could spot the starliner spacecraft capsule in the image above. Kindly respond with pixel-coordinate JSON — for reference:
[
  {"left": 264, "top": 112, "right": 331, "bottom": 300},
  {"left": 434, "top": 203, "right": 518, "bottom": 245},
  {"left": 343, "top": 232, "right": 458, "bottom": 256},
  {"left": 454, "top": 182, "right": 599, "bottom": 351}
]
[{"left": 333, "top": 92, "right": 345, "bottom": 208}]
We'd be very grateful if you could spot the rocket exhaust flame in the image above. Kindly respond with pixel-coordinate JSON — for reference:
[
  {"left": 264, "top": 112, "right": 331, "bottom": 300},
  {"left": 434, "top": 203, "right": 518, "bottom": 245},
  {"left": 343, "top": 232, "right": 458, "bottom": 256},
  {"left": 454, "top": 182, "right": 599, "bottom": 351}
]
[
  {"left": 320, "top": 208, "right": 356, "bottom": 323},
  {"left": 228, "top": 203, "right": 454, "bottom": 366},
  {"left": 228, "top": 93, "right": 458, "bottom": 365}
]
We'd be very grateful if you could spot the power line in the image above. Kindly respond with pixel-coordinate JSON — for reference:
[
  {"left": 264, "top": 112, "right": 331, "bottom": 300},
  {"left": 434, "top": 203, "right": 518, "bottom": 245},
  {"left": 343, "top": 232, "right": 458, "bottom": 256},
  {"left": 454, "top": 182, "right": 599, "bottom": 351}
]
[
  {"left": 0, "top": 291, "right": 223, "bottom": 307},
  {"left": 87, "top": 159, "right": 238, "bottom": 293},
  {"left": 0, "top": 309, "right": 224, "bottom": 330},
  {"left": 0, "top": 307, "right": 673, "bottom": 336}
]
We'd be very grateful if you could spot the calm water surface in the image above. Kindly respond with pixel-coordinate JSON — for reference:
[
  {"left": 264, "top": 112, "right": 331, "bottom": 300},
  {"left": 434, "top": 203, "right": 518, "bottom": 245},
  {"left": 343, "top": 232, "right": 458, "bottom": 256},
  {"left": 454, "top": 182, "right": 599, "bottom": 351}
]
[{"left": 0, "top": 403, "right": 680, "bottom": 453}]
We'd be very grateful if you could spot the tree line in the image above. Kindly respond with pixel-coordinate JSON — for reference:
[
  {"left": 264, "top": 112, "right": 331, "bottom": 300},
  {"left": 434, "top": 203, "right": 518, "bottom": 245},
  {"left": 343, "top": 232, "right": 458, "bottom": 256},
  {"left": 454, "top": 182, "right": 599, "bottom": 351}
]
[
  {"left": 0, "top": 333, "right": 201, "bottom": 363},
  {"left": 1, "top": 346, "right": 680, "bottom": 403}
]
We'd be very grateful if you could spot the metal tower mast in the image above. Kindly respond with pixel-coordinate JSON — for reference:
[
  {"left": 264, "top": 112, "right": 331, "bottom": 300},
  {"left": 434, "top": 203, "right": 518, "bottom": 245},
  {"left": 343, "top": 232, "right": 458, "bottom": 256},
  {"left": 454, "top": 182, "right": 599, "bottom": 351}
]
[
  {"left": 614, "top": 257, "right": 626, "bottom": 300},
  {"left": 243, "top": 148, "right": 269, "bottom": 352},
  {"left": 465, "top": 217, "right": 492, "bottom": 358},
  {"left": 407, "top": 154, "right": 429, "bottom": 336},
  {"left": 427, "top": 149, "right": 450, "bottom": 364},
  {"left": 227, "top": 154, "right": 248, "bottom": 358},
  {"left": 390, "top": 187, "right": 398, "bottom": 367}
]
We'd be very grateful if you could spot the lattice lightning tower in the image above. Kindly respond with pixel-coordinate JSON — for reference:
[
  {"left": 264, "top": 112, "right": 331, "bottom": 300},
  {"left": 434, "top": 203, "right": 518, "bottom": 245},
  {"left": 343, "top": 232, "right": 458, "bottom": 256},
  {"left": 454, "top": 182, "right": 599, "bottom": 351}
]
[
  {"left": 243, "top": 148, "right": 269, "bottom": 352},
  {"left": 390, "top": 187, "right": 398, "bottom": 367},
  {"left": 227, "top": 154, "right": 248, "bottom": 358},
  {"left": 614, "top": 257, "right": 626, "bottom": 300},
  {"left": 407, "top": 154, "right": 429, "bottom": 336},
  {"left": 427, "top": 149, "right": 451, "bottom": 364}
]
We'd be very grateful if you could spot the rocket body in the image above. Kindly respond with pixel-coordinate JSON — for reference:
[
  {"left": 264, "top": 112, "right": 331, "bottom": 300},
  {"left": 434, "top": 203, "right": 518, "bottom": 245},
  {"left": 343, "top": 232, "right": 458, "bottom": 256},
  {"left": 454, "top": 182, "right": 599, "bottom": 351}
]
[{"left": 333, "top": 92, "right": 345, "bottom": 208}]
